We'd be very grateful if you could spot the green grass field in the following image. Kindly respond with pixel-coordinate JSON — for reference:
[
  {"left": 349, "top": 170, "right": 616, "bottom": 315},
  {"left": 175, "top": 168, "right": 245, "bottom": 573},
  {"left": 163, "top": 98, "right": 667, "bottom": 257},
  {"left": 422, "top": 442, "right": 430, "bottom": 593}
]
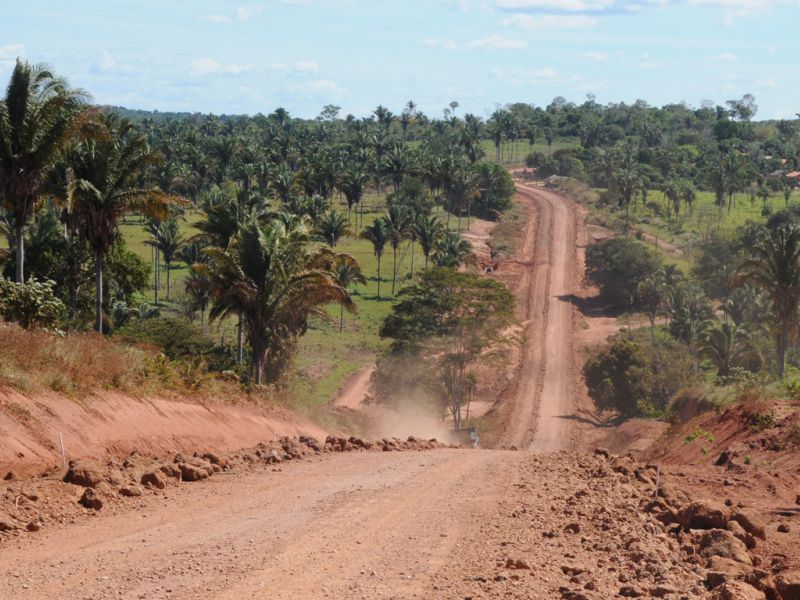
[{"left": 120, "top": 191, "right": 481, "bottom": 414}]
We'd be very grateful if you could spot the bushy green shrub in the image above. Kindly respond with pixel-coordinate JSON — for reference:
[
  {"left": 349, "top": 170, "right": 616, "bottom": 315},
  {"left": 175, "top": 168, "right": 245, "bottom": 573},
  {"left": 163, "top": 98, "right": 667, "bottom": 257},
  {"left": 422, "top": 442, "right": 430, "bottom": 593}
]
[
  {"left": 0, "top": 277, "right": 65, "bottom": 329},
  {"left": 583, "top": 338, "right": 695, "bottom": 419},
  {"left": 116, "top": 316, "right": 235, "bottom": 372}
]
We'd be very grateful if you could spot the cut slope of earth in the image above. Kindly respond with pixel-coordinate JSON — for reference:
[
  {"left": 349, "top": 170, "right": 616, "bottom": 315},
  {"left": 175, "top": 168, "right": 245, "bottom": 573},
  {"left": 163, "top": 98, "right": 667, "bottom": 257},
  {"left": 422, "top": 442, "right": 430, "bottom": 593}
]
[{"left": 0, "top": 389, "right": 325, "bottom": 477}]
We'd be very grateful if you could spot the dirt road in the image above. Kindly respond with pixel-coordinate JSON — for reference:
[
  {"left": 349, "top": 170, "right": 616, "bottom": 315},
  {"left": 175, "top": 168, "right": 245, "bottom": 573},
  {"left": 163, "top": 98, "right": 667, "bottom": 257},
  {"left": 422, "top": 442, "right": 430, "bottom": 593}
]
[
  {"left": 0, "top": 184, "right": 613, "bottom": 600},
  {"left": 494, "top": 182, "right": 581, "bottom": 452}
]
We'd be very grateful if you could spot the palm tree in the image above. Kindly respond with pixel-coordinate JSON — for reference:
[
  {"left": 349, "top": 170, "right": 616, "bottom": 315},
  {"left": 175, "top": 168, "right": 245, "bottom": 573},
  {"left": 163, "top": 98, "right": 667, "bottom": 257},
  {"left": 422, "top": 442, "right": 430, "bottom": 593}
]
[
  {"left": 433, "top": 231, "right": 473, "bottom": 268},
  {"left": 699, "top": 322, "right": 759, "bottom": 378},
  {"left": 361, "top": 218, "right": 390, "bottom": 299},
  {"left": 338, "top": 165, "right": 367, "bottom": 230},
  {"left": 385, "top": 205, "right": 413, "bottom": 295},
  {"left": 145, "top": 219, "right": 184, "bottom": 301},
  {"left": 414, "top": 214, "right": 445, "bottom": 270},
  {"left": 314, "top": 211, "right": 351, "bottom": 248},
  {"left": 332, "top": 254, "right": 366, "bottom": 332},
  {"left": 202, "top": 218, "right": 355, "bottom": 384},
  {"left": 614, "top": 162, "right": 641, "bottom": 236},
  {"left": 736, "top": 225, "right": 800, "bottom": 379},
  {"left": 185, "top": 265, "right": 211, "bottom": 334},
  {"left": 0, "top": 60, "right": 90, "bottom": 282},
  {"left": 62, "top": 114, "right": 173, "bottom": 333}
]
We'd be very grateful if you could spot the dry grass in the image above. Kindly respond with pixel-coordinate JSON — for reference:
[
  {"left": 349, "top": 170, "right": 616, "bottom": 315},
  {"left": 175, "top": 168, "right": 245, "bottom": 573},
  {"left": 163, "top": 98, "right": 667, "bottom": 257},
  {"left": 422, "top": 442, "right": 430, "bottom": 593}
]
[{"left": 0, "top": 322, "right": 255, "bottom": 403}]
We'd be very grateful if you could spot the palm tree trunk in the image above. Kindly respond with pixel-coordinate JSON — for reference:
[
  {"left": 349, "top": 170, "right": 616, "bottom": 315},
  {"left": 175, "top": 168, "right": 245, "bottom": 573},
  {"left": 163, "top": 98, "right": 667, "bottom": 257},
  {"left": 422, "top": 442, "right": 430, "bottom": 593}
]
[
  {"left": 254, "top": 355, "right": 262, "bottom": 385},
  {"left": 778, "top": 329, "right": 788, "bottom": 380},
  {"left": 392, "top": 246, "right": 398, "bottom": 295},
  {"left": 410, "top": 241, "right": 415, "bottom": 278},
  {"left": 237, "top": 316, "right": 244, "bottom": 364},
  {"left": 424, "top": 253, "right": 429, "bottom": 271},
  {"left": 166, "top": 262, "right": 171, "bottom": 301},
  {"left": 339, "top": 304, "right": 344, "bottom": 333},
  {"left": 95, "top": 251, "right": 104, "bottom": 334},
  {"left": 376, "top": 255, "right": 382, "bottom": 300},
  {"left": 15, "top": 223, "right": 24, "bottom": 283},
  {"left": 200, "top": 307, "right": 205, "bottom": 336}
]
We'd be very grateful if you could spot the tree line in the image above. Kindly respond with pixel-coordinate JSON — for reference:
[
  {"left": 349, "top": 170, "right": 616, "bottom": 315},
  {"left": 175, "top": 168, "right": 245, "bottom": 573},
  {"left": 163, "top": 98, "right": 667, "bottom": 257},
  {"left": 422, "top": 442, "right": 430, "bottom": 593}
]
[{"left": 0, "top": 59, "right": 515, "bottom": 386}]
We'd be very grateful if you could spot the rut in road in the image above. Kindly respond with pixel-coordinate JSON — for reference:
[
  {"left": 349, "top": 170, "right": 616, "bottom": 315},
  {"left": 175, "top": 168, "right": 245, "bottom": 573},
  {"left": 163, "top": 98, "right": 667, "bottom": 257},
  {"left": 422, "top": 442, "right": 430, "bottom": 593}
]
[{"left": 502, "top": 182, "right": 581, "bottom": 452}]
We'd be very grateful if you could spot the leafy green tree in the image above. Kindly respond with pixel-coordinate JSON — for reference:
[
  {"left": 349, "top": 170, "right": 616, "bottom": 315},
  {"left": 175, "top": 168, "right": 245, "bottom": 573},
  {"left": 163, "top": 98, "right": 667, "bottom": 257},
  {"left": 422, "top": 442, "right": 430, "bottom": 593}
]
[
  {"left": 202, "top": 219, "right": 355, "bottom": 384},
  {"left": 361, "top": 217, "right": 390, "bottom": 299},
  {"left": 471, "top": 162, "right": 515, "bottom": 220},
  {"left": 585, "top": 238, "right": 661, "bottom": 305},
  {"left": 379, "top": 268, "right": 515, "bottom": 427},
  {"left": 736, "top": 225, "right": 800, "bottom": 379},
  {"left": 0, "top": 60, "right": 89, "bottom": 282},
  {"left": 636, "top": 272, "right": 666, "bottom": 342}
]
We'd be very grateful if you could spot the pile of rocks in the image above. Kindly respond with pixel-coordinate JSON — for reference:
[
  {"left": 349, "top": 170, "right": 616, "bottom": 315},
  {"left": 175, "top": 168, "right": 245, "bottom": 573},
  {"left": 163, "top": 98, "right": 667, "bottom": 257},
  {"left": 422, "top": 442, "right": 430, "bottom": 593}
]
[{"left": 0, "top": 434, "right": 453, "bottom": 542}]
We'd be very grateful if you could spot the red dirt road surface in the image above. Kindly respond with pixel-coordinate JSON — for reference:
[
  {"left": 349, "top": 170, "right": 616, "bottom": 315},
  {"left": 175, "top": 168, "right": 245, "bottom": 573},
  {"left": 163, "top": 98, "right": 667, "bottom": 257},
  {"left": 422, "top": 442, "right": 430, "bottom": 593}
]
[{"left": 1, "top": 181, "right": 797, "bottom": 599}]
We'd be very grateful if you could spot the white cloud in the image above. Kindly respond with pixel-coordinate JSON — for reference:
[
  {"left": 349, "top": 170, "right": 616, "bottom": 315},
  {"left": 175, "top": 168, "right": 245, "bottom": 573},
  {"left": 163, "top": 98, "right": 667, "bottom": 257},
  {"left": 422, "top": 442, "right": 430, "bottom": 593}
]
[
  {"left": 706, "top": 52, "right": 737, "bottom": 61},
  {"left": 421, "top": 38, "right": 459, "bottom": 50},
  {"left": 283, "top": 78, "right": 348, "bottom": 101},
  {"left": 0, "top": 44, "right": 25, "bottom": 67},
  {"left": 199, "top": 14, "right": 231, "bottom": 22},
  {"left": 190, "top": 59, "right": 253, "bottom": 76},
  {"left": 293, "top": 61, "right": 321, "bottom": 73},
  {"left": 583, "top": 51, "right": 609, "bottom": 60},
  {"left": 637, "top": 53, "right": 659, "bottom": 69},
  {"left": 502, "top": 13, "right": 597, "bottom": 28},
  {"left": 90, "top": 50, "right": 116, "bottom": 73},
  {"left": 465, "top": 34, "right": 529, "bottom": 49},
  {"left": 236, "top": 5, "right": 263, "bottom": 20},
  {"left": 491, "top": 66, "right": 578, "bottom": 86},
  {"left": 494, "top": 0, "right": 615, "bottom": 11},
  {"left": 199, "top": 5, "right": 263, "bottom": 23}
]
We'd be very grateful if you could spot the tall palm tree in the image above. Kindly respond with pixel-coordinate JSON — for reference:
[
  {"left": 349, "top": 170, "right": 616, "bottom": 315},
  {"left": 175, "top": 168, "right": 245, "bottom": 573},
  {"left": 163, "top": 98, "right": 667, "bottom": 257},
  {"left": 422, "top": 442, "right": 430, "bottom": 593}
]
[
  {"left": 185, "top": 264, "right": 211, "bottom": 335},
  {"left": 314, "top": 210, "right": 351, "bottom": 248},
  {"left": 63, "top": 114, "right": 173, "bottom": 332},
  {"left": 201, "top": 219, "right": 355, "bottom": 384},
  {"left": 332, "top": 254, "right": 366, "bottom": 332},
  {"left": 361, "top": 218, "right": 390, "bottom": 299},
  {"left": 414, "top": 214, "right": 445, "bottom": 270},
  {"left": 385, "top": 205, "right": 412, "bottom": 295},
  {"left": 736, "top": 225, "right": 800, "bottom": 379},
  {"left": 338, "top": 165, "right": 367, "bottom": 230},
  {"left": 0, "top": 60, "right": 90, "bottom": 282},
  {"left": 145, "top": 219, "right": 184, "bottom": 301}
]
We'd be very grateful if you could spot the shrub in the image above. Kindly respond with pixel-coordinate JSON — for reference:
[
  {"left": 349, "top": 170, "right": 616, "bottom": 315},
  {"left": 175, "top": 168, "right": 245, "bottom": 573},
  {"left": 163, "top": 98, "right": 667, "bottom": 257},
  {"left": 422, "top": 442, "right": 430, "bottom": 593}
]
[
  {"left": 583, "top": 338, "right": 695, "bottom": 419},
  {"left": 116, "top": 316, "right": 236, "bottom": 372},
  {"left": 0, "top": 277, "right": 65, "bottom": 329}
]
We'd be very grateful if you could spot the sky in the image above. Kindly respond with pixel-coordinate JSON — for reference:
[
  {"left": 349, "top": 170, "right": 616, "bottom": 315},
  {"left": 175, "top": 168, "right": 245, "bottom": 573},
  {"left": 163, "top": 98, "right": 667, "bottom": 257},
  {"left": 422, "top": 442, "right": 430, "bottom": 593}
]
[{"left": 1, "top": 0, "right": 798, "bottom": 120}]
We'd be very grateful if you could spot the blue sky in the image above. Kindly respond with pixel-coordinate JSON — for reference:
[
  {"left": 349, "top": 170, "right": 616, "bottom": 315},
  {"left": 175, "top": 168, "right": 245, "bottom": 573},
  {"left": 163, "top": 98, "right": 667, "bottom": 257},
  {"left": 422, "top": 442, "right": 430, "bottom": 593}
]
[{"left": 1, "top": 0, "right": 797, "bottom": 119}]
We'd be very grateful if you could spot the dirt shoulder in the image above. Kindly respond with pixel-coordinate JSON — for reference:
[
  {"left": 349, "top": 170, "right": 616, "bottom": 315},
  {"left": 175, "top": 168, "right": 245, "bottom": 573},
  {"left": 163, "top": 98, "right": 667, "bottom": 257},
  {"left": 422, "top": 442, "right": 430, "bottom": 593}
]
[{"left": 0, "top": 388, "right": 326, "bottom": 477}]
